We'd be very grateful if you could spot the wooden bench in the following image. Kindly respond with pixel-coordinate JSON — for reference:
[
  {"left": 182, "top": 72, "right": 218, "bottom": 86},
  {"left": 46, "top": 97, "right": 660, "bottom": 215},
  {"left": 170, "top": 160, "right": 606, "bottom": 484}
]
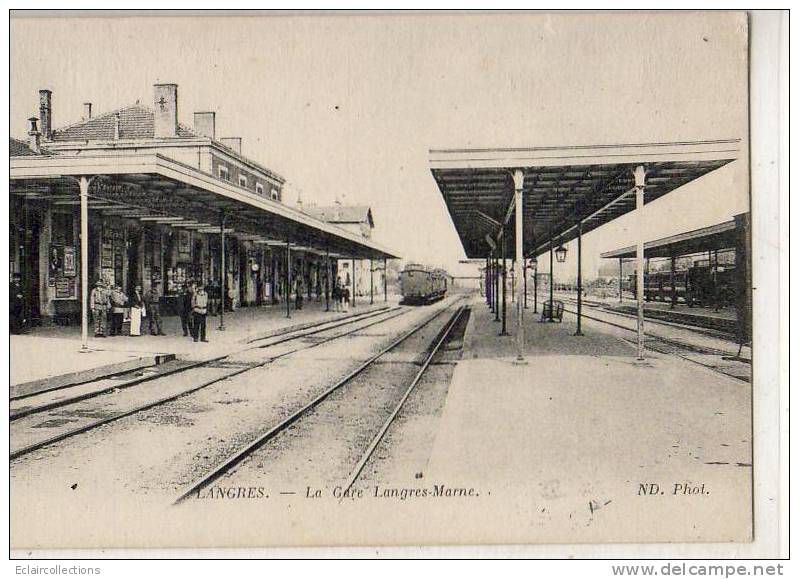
[{"left": 540, "top": 299, "right": 564, "bottom": 323}]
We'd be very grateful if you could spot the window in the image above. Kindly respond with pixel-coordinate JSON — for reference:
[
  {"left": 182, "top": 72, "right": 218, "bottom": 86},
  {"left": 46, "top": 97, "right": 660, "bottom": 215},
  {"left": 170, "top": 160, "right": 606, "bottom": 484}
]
[
  {"left": 270, "top": 188, "right": 279, "bottom": 201},
  {"left": 218, "top": 165, "right": 230, "bottom": 181},
  {"left": 255, "top": 182, "right": 264, "bottom": 196},
  {"left": 239, "top": 174, "right": 248, "bottom": 188}
]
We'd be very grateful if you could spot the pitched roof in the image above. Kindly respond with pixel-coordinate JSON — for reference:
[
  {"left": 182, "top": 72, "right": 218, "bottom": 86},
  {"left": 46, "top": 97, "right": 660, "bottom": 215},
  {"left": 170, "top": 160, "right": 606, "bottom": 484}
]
[
  {"left": 51, "top": 104, "right": 198, "bottom": 141},
  {"left": 10, "top": 137, "right": 48, "bottom": 156},
  {"left": 303, "top": 205, "right": 374, "bottom": 228}
]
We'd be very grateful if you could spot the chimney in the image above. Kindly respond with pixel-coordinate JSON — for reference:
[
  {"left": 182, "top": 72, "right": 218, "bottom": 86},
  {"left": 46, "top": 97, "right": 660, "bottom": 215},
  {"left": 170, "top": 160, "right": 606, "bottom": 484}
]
[
  {"left": 27, "top": 117, "right": 41, "bottom": 153},
  {"left": 193, "top": 111, "right": 216, "bottom": 139},
  {"left": 83, "top": 102, "right": 93, "bottom": 121},
  {"left": 220, "top": 137, "right": 242, "bottom": 154},
  {"left": 153, "top": 83, "right": 178, "bottom": 138},
  {"left": 38, "top": 89, "right": 52, "bottom": 140},
  {"left": 113, "top": 112, "right": 121, "bottom": 140}
]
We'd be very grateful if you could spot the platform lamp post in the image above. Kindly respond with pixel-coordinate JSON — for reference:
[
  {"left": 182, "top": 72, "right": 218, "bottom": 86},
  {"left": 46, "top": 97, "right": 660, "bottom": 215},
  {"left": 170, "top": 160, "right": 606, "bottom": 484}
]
[
  {"left": 552, "top": 241, "right": 568, "bottom": 322},
  {"left": 530, "top": 256, "right": 538, "bottom": 314}
]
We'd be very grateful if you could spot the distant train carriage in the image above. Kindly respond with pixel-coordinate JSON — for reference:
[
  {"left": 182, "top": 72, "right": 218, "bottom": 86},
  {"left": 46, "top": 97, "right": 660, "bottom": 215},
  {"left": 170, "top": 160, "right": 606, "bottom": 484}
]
[
  {"left": 629, "top": 262, "right": 736, "bottom": 308},
  {"left": 400, "top": 264, "right": 448, "bottom": 305}
]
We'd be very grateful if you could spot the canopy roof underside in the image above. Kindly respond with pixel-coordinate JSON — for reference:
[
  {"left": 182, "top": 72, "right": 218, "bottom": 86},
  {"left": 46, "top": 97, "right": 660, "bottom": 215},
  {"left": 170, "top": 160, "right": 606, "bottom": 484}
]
[
  {"left": 10, "top": 153, "right": 398, "bottom": 260},
  {"left": 600, "top": 219, "right": 739, "bottom": 260},
  {"left": 430, "top": 140, "right": 741, "bottom": 259}
]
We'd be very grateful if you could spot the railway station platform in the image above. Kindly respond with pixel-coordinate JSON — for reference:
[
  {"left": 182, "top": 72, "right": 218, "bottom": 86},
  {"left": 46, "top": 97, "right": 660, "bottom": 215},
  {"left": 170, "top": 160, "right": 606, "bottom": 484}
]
[
  {"left": 10, "top": 297, "right": 399, "bottom": 394},
  {"left": 423, "top": 295, "right": 752, "bottom": 543}
]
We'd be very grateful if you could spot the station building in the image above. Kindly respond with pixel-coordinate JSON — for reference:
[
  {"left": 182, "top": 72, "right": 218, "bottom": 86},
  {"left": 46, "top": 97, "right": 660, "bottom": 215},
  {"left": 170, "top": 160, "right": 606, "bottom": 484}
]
[
  {"left": 302, "top": 204, "right": 386, "bottom": 300},
  {"left": 11, "top": 84, "right": 397, "bottom": 332}
]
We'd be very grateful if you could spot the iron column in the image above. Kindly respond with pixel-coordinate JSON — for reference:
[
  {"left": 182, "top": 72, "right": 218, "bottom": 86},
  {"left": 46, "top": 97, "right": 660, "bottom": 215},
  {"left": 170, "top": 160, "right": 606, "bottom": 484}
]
[
  {"left": 370, "top": 258, "right": 374, "bottom": 304},
  {"left": 79, "top": 176, "right": 92, "bottom": 351},
  {"left": 512, "top": 168, "right": 525, "bottom": 361},
  {"left": 218, "top": 212, "right": 226, "bottom": 331},
  {"left": 351, "top": 258, "right": 356, "bottom": 308},
  {"left": 549, "top": 237, "right": 554, "bottom": 321},
  {"left": 383, "top": 258, "right": 388, "bottom": 302},
  {"left": 500, "top": 226, "right": 508, "bottom": 336},
  {"left": 325, "top": 248, "right": 330, "bottom": 312},
  {"left": 286, "top": 241, "right": 291, "bottom": 319},
  {"left": 575, "top": 220, "right": 584, "bottom": 336},
  {"left": 634, "top": 165, "right": 646, "bottom": 360}
]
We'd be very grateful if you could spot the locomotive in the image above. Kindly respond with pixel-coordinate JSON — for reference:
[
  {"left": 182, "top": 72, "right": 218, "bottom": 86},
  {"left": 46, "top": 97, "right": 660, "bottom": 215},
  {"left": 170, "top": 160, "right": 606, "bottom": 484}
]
[
  {"left": 629, "top": 262, "right": 737, "bottom": 309},
  {"left": 399, "top": 264, "right": 448, "bottom": 305}
]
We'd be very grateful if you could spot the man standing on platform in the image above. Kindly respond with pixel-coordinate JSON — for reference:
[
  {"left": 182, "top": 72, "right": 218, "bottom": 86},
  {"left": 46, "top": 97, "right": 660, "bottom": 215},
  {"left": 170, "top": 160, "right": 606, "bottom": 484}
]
[
  {"left": 89, "top": 279, "right": 110, "bottom": 338},
  {"left": 180, "top": 282, "right": 194, "bottom": 338},
  {"left": 144, "top": 281, "right": 165, "bottom": 336},
  {"left": 191, "top": 283, "right": 209, "bottom": 342}
]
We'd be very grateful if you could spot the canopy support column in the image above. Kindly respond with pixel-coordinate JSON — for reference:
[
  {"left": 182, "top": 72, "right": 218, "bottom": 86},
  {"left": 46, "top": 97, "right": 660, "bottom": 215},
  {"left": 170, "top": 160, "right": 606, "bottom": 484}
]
[
  {"left": 494, "top": 255, "right": 500, "bottom": 321},
  {"left": 485, "top": 257, "right": 491, "bottom": 307},
  {"left": 575, "top": 220, "right": 584, "bottom": 336},
  {"left": 512, "top": 169, "right": 525, "bottom": 361},
  {"left": 370, "top": 259, "right": 374, "bottom": 304},
  {"left": 634, "top": 165, "right": 647, "bottom": 361},
  {"left": 351, "top": 258, "right": 356, "bottom": 308},
  {"left": 533, "top": 261, "right": 538, "bottom": 313},
  {"left": 325, "top": 248, "right": 330, "bottom": 312},
  {"left": 500, "top": 226, "right": 508, "bottom": 336},
  {"left": 218, "top": 212, "right": 226, "bottom": 331},
  {"left": 286, "top": 241, "right": 291, "bottom": 319},
  {"left": 619, "top": 258, "right": 624, "bottom": 303},
  {"left": 548, "top": 236, "right": 554, "bottom": 322},
  {"left": 383, "top": 258, "right": 388, "bottom": 302},
  {"left": 670, "top": 255, "right": 677, "bottom": 309},
  {"left": 79, "top": 176, "right": 93, "bottom": 352}
]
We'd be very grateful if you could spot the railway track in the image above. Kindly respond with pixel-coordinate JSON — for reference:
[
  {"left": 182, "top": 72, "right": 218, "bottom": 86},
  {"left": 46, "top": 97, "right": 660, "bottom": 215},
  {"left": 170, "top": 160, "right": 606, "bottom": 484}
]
[
  {"left": 10, "top": 304, "right": 423, "bottom": 460},
  {"left": 552, "top": 298, "right": 750, "bottom": 382},
  {"left": 174, "top": 299, "right": 469, "bottom": 504}
]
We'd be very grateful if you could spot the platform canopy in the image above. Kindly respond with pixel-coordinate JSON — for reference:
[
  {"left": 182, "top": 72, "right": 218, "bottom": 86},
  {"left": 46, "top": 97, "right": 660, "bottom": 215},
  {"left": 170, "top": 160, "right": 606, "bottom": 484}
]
[
  {"left": 430, "top": 140, "right": 741, "bottom": 259},
  {"left": 600, "top": 218, "right": 739, "bottom": 260},
  {"left": 10, "top": 152, "right": 398, "bottom": 260}
]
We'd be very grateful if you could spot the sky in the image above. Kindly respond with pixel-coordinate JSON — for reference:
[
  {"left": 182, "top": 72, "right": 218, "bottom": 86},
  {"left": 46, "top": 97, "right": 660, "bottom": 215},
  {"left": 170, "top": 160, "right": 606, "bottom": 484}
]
[{"left": 10, "top": 12, "right": 750, "bottom": 278}]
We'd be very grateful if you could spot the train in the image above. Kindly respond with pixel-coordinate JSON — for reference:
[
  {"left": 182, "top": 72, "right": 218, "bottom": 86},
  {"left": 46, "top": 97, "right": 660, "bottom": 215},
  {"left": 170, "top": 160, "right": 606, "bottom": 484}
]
[
  {"left": 399, "top": 264, "right": 448, "bottom": 305},
  {"left": 629, "top": 262, "right": 737, "bottom": 309}
]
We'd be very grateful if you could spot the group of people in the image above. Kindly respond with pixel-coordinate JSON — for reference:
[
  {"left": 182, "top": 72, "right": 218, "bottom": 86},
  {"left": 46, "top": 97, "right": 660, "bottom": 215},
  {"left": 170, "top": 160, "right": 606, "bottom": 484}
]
[
  {"left": 10, "top": 269, "right": 359, "bottom": 338},
  {"left": 89, "top": 279, "right": 164, "bottom": 337},
  {"left": 330, "top": 276, "right": 352, "bottom": 313},
  {"left": 178, "top": 282, "right": 210, "bottom": 342}
]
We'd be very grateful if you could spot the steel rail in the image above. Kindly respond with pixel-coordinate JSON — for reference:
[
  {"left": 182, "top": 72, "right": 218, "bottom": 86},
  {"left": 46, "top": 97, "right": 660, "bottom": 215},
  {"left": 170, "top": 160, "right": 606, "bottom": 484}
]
[
  {"left": 10, "top": 305, "right": 416, "bottom": 460},
  {"left": 10, "top": 306, "right": 403, "bottom": 421},
  {"left": 551, "top": 301, "right": 750, "bottom": 382},
  {"left": 340, "top": 305, "right": 468, "bottom": 494},
  {"left": 173, "top": 297, "right": 465, "bottom": 504}
]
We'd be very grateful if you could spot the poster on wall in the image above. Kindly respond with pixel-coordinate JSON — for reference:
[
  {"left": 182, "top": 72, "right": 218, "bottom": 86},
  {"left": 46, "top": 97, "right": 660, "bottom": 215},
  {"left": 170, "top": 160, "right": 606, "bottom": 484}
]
[
  {"left": 178, "top": 230, "right": 191, "bottom": 257},
  {"left": 48, "top": 245, "right": 63, "bottom": 276},
  {"left": 101, "top": 242, "right": 113, "bottom": 268},
  {"left": 54, "top": 278, "right": 76, "bottom": 300},
  {"left": 63, "top": 246, "right": 76, "bottom": 277}
]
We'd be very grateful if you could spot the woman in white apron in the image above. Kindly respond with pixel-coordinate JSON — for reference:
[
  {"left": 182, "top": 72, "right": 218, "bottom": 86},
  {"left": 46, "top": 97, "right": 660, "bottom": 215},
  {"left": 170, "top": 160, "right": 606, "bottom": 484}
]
[{"left": 129, "top": 285, "right": 144, "bottom": 336}]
